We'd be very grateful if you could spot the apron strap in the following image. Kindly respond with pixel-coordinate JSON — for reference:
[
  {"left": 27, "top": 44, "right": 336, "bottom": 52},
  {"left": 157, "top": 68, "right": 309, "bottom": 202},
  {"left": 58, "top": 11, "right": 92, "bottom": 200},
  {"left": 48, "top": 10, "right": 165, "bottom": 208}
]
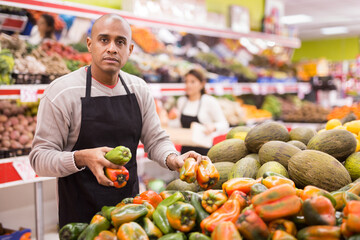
[
  {"left": 119, "top": 73, "right": 131, "bottom": 95},
  {"left": 86, "top": 66, "right": 130, "bottom": 97},
  {"left": 85, "top": 65, "right": 92, "bottom": 98}
]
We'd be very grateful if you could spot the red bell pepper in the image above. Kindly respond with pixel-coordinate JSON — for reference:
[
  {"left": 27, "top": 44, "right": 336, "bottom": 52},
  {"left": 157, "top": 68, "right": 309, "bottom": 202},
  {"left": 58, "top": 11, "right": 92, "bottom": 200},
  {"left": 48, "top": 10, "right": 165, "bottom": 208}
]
[
  {"left": 104, "top": 166, "right": 129, "bottom": 188},
  {"left": 222, "top": 177, "right": 256, "bottom": 196},
  {"left": 303, "top": 195, "right": 336, "bottom": 226},
  {"left": 211, "top": 221, "right": 242, "bottom": 240},
  {"left": 235, "top": 209, "right": 269, "bottom": 240},
  {"left": 133, "top": 190, "right": 163, "bottom": 208}
]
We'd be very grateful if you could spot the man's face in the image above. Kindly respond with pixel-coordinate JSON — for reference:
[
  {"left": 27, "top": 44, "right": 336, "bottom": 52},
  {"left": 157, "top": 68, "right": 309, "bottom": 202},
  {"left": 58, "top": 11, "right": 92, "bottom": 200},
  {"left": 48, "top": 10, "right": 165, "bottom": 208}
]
[{"left": 87, "top": 17, "right": 133, "bottom": 75}]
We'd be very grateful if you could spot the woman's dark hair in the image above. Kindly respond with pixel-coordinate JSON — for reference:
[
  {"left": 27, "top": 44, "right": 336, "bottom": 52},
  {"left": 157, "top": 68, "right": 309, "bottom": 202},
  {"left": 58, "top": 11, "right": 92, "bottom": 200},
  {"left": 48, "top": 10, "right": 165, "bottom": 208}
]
[
  {"left": 41, "top": 14, "right": 55, "bottom": 39},
  {"left": 185, "top": 69, "right": 206, "bottom": 95}
]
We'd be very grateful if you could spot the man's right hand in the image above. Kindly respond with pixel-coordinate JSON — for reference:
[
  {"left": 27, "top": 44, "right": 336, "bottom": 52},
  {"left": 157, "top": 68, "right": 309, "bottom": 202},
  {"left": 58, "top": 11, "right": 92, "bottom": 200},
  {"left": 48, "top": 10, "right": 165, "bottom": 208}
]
[{"left": 74, "top": 147, "right": 123, "bottom": 187}]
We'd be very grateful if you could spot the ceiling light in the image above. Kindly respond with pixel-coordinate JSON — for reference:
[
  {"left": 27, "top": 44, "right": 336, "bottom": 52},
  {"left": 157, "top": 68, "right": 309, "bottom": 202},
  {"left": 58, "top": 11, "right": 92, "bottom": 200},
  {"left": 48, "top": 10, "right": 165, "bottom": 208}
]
[
  {"left": 321, "top": 26, "right": 348, "bottom": 35},
  {"left": 281, "top": 14, "right": 312, "bottom": 25}
]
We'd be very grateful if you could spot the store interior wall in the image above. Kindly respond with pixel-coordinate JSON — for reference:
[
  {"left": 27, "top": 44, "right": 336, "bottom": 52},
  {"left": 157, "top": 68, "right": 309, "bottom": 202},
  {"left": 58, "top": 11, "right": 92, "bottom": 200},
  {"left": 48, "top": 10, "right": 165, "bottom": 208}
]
[{"left": 292, "top": 37, "right": 360, "bottom": 62}]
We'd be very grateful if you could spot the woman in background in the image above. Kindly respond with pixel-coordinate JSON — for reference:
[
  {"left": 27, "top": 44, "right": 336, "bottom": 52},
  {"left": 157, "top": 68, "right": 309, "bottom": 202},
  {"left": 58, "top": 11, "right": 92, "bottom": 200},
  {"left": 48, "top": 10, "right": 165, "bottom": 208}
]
[
  {"left": 28, "top": 14, "right": 56, "bottom": 45},
  {"left": 169, "top": 69, "right": 229, "bottom": 155}
]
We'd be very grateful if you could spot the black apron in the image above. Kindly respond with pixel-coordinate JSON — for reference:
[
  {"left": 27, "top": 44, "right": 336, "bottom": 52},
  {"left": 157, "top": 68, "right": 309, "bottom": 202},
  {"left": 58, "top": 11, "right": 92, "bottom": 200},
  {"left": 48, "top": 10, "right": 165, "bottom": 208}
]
[
  {"left": 58, "top": 66, "right": 142, "bottom": 228},
  {"left": 180, "top": 96, "right": 209, "bottom": 155}
]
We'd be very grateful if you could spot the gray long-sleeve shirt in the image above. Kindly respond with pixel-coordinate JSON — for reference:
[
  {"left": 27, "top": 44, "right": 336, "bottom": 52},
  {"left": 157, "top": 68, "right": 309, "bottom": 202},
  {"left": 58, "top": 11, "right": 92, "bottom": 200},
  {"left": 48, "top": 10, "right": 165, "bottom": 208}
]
[{"left": 29, "top": 67, "right": 177, "bottom": 177}]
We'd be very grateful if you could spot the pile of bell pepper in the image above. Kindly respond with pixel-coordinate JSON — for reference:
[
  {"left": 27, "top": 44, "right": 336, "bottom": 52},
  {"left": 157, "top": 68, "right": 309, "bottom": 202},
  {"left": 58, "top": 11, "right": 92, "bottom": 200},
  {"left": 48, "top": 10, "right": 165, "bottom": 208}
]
[{"left": 59, "top": 176, "right": 360, "bottom": 240}]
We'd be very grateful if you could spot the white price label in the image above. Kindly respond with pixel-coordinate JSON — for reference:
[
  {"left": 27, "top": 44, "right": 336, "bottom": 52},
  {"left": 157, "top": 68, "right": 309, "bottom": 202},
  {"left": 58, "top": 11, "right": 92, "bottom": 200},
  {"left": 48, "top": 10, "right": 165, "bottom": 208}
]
[
  {"left": 12, "top": 158, "right": 36, "bottom": 181},
  {"left": 150, "top": 85, "right": 162, "bottom": 98},
  {"left": 213, "top": 84, "right": 224, "bottom": 96},
  {"left": 233, "top": 85, "right": 243, "bottom": 95},
  {"left": 275, "top": 84, "right": 285, "bottom": 94},
  {"left": 260, "top": 85, "right": 268, "bottom": 95},
  {"left": 20, "top": 87, "right": 38, "bottom": 103},
  {"left": 250, "top": 84, "right": 260, "bottom": 95}
]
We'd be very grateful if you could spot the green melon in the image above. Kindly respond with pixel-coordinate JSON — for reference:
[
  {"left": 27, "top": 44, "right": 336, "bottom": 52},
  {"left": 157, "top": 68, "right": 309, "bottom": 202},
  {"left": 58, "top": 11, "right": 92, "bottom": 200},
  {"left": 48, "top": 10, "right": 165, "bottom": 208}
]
[
  {"left": 245, "top": 153, "right": 260, "bottom": 162},
  {"left": 207, "top": 139, "right": 248, "bottom": 163},
  {"left": 289, "top": 127, "right": 317, "bottom": 145},
  {"left": 307, "top": 129, "right": 357, "bottom": 162},
  {"left": 228, "top": 157, "right": 261, "bottom": 179},
  {"left": 166, "top": 179, "right": 198, "bottom": 192},
  {"left": 344, "top": 152, "right": 360, "bottom": 181},
  {"left": 213, "top": 162, "right": 235, "bottom": 189},
  {"left": 259, "top": 141, "right": 301, "bottom": 169},
  {"left": 256, "top": 161, "right": 289, "bottom": 179},
  {"left": 287, "top": 140, "right": 307, "bottom": 150},
  {"left": 226, "top": 126, "right": 251, "bottom": 140},
  {"left": 288, "top": 150, "right": 351, "bottom": 191},
  {"left": 245, "top": 121, "right": 290, "bottom": 153}
]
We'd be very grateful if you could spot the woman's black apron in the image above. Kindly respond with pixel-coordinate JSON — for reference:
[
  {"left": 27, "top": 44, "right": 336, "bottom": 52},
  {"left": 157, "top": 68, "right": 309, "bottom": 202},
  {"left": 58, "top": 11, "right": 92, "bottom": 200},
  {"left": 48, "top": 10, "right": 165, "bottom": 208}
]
[
  {"left": 180, "top": 96, "right": 209, "bottom": 155},
  {"left": 58, "top": 66, "right": 142, "bottom": 227}
]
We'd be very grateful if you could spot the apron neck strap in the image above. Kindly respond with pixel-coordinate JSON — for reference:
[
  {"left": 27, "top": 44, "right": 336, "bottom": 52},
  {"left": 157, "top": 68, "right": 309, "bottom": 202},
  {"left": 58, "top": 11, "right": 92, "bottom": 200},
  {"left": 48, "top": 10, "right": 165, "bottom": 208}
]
[{"left": 86, "top": 66, "right": 131, "bottom": 98}]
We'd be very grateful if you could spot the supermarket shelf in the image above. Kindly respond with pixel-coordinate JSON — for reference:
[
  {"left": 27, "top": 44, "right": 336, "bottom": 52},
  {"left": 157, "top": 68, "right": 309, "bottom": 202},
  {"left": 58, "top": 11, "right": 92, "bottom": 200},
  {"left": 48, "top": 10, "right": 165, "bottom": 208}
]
[
  {"left": 0, "top": 155, "right": 55, "bottom": 189},
  {"left": 0, "top": 82, "right": 312, "bottom": 99},
  {"left": 0, "top": 0, "right": 301, "bottom": 49}
]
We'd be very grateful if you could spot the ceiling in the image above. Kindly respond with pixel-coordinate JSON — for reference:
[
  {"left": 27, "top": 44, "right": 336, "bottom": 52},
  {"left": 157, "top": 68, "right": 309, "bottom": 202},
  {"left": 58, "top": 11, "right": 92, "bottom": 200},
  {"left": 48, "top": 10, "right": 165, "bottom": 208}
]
[{"left": 282, "top": 0, "right": 360, "bottom": 40}]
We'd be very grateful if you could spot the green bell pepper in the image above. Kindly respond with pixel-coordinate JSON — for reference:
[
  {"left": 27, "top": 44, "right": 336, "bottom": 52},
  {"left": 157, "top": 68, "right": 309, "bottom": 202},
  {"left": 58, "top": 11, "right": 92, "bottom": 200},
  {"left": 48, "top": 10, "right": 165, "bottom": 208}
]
[
  {"left": 105, "top": 145, "right": 132, "bottom": 165},
  {"left": 111, "top": 204, "right": 148, "bottom": 229},
  {"left": 101, "top": 206, "right": 116, "bottom": 222},
  {"left": 78, "top": 214, "right": 110, "bottom": 240},
  {"left": 166, "top": 201, "right": 196, "bottom": 232},
  {"left": 190, "top": 192, "right": 210, "bottom": 224},
  {"left": 59, "top": 222, "right": 88, "bottom": 240},
  {"left": 188, "top": 232, "right": 211, "bottom": 240},
  {"left": 158, "top": 232, "right": 187, "bottom": 240},
  {"left": 138, "top": 217, "right": 163, "bottom": 240}
]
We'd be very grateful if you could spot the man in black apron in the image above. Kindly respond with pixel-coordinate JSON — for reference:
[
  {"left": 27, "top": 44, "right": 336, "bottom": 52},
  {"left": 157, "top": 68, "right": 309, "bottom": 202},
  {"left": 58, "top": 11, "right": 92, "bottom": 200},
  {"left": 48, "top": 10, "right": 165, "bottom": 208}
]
[{"left": 30, "top": 14, "right": 209, "bottom": 228}]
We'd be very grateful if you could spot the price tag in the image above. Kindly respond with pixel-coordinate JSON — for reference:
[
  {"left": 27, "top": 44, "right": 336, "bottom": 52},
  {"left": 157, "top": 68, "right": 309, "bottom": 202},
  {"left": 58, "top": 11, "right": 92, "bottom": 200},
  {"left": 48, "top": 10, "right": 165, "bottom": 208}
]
[
  {"left": 149, "top": 84, "right": 162, "bottom": 98},
  {"left": 275, "top": 84, "right": 285, "bottom": 94},
  {"left": 233, "top": 84, "right": 243, "bottom": 95},
  {"left": 12, "top": 158, "right": 36, "bottom": 181},
  {"left": 260, "top": 85, "right": 268, "bottom": 95},
  {"left": 20, "top": 86, "right": 38, "bottom": 103},
  {"left": 213, "top": 84, "right": 224, "bottom": 96},
  {"left": 250, "top": 84, "right": 260, "bottom": 95}
]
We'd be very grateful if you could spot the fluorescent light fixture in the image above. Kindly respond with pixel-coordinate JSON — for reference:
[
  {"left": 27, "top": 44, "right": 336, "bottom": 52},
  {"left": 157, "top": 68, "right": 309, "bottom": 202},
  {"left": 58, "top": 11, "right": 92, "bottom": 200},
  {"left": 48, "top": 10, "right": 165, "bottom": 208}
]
[
  {"left": 321, "top": 26, "right": 348, "bottom": 35},
  {"left": 281, "top": 14, "right": 312, "bottom": 25}
]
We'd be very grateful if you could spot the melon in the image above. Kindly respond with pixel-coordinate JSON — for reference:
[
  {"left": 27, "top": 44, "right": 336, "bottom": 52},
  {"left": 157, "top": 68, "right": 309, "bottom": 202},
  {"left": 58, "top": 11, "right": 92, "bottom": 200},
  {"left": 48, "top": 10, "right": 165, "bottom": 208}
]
[
  {"left": 344, "top": 152, "right": 360, "bottom": 181},
  {"left": 226, "top": 126, "right": 251, "bottom": 140},
  {"left": 245, "top": 153, "right": 260, "bottom": 162},
  {"left": 256, "top": 161, "right": 289, "bottom": 179},
  {"left": 307, "top": 129, "right": 357, "bottom": 162},
  {"left": 228, "top": 157, "right": 261, "bottom": 179},
  {"left": 287, "top": 140, "right": 307, "bottom": 150},
  {"left": 288, "top": 150, "right": 351, "bottom": 191},
  {"left": 245, "top": 121, "right": 290, "bottom": 153},
  {"left": 289, "top": 127, "right": 317, "bottom": 145},
  {"left": 213, "top": 162, "right": 234, "bottom": 189},
  {"left": 259, "top": 141, "right": 301, "bottom": 169},
  {"left": 207, "top": 139, "right": 248, "bottom": 163},
  {"left": 166, "top": 179, "right": 198, "bottom": 192}
]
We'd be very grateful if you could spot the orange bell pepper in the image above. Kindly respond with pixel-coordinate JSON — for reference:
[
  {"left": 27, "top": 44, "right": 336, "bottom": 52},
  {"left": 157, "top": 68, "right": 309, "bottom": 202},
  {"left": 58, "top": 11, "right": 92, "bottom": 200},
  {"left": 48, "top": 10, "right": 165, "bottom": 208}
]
[
  {"left": 268, "top": 219, "right": 297, "bottom": 236},
  {"left": 201, "top": 190, "right": 228, "bottom": 213},
  {"left": 252, "top": 184, "right": 301, "bottom": 222},
  {"left": 301, "top": 185, "right": 336, "bottom": 207},
  {"left": 211, "top": 221, "right": 242, "bottom": 240},
  {"left": 222, "top": 177, "right": 256, "bottom": 196},
  {"left": 272, "top": 230, "right": 297, "bottom": 240},
  {"left": 342, "top": 200, "right": 360, "bottom": 233},
  {"left": 196, "top": 159, "right": 219, "bottom": 189},
  {"left": 200, "top": 191, "right": 245, "bottom": 234},
  {"left": 235, "top": 209, "right": 269, "bottom": 240},
  {"left": 179, "top": 157, "right": 198, "bottom": 183},
  {"left": 261, "top": 175, "right": 295, "bottom": 189},
  {"left": 297, "top": 226, "right": 341, "bottom": 240}
]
